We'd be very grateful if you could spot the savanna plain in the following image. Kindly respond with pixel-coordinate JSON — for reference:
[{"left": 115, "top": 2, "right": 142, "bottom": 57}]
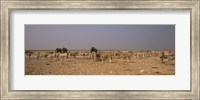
[{"left": 25, "top": 49, "right": 175, "bottom": 75}]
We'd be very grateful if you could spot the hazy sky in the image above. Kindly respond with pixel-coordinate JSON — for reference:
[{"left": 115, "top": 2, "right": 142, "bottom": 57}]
[{"left": 25, "top": 25, "right": 175, "bottom": 50}]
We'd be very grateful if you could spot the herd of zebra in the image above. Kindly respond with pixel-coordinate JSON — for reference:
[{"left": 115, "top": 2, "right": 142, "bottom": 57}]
[{"left": 25, "top": 47, "right": 175, "bottom": 63}]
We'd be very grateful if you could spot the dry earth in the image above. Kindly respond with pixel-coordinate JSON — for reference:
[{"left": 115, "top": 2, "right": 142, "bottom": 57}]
[{"left": 25, "top": 50, "right": 175, "bottom": 75}]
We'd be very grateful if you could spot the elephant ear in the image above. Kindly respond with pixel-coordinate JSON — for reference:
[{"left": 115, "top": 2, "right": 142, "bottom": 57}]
[{"left": 90, "top": 47, "right": 98, "bottom": 53}]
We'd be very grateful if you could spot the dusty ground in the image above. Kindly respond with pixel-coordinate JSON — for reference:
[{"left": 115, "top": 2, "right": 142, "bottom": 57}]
[{"left": 25, "top": 51, "right": 175, "bottom": 75}]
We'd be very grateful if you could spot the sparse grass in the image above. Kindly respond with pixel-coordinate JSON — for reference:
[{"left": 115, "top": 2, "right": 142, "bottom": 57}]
[{"left": 25, "top": 50, "right": 175, "bottom": 75}]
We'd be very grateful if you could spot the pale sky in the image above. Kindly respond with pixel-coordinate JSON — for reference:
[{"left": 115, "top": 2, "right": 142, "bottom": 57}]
[{"left": 25, "top": 24, "right": 175, "bottom": 50}]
